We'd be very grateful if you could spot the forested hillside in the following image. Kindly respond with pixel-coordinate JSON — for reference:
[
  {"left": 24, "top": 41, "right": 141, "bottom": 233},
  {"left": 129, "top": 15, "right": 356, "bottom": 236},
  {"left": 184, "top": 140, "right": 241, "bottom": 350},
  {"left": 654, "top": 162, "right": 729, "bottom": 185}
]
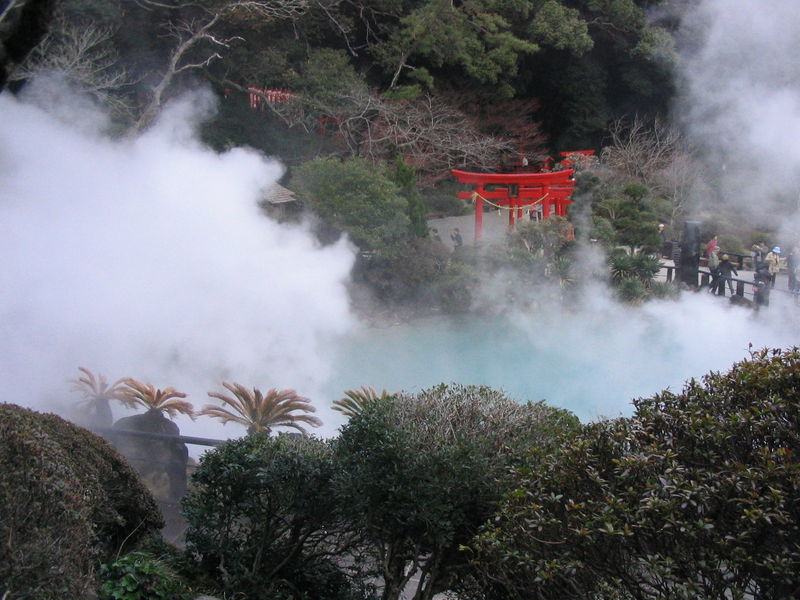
[{"left": 5, "top": 0, "right": 679, "bottom": 167}]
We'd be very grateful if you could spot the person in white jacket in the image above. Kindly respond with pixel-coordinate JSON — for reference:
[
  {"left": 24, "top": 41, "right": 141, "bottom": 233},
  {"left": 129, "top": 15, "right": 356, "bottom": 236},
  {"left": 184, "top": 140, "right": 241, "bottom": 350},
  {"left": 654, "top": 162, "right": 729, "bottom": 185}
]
[{"left": 765, "top": 246, "right": 783, "bottom": 288}]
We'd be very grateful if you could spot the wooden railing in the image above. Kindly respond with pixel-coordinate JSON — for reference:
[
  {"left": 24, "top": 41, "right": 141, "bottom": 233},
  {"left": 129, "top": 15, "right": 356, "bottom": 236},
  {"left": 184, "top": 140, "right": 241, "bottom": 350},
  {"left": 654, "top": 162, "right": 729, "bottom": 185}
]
[{"left": 660, "top": 264, "right": 800, "bottom": 304}]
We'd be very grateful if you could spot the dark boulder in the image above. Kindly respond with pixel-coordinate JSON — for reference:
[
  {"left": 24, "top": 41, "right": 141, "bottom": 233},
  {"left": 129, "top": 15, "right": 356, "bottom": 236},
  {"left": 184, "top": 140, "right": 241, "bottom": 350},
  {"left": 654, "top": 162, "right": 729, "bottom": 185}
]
[{"left": 113, "top": 409, "right": 190, "bottom": 500}]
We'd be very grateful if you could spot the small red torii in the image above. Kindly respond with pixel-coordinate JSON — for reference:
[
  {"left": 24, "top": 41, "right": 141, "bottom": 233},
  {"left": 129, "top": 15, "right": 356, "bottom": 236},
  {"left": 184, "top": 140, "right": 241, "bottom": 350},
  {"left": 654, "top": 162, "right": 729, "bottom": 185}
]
[
  {"left": 246, "top": 87, "right": 295, "bottom": 110},
  {"left": 450, "top": 168, "right": 578, "bottom": 242}
]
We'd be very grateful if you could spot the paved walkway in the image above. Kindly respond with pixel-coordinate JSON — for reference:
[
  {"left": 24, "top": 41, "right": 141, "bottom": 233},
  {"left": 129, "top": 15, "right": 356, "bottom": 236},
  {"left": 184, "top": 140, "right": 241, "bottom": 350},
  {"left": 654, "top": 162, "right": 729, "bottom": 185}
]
[{"left": 427, "top": 209, "right": 511, "bottom": 248}]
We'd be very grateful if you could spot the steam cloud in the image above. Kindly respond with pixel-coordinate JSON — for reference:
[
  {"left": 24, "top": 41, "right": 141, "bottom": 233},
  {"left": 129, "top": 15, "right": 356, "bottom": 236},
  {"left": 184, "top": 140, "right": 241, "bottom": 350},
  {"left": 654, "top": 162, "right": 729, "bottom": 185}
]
[
  {"left": 3, "top": 0, "right": 800, "bottom": 445},
  {"left": 0, "top": 82, "right": 356, "bottom": 439},
  {"left": 679, "top": 0, "right": 800, "bottom": 233}
]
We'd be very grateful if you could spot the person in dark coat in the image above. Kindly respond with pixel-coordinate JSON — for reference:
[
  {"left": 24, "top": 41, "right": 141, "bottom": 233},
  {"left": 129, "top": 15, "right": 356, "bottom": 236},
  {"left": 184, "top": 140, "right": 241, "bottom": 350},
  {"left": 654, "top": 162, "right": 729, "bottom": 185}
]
[
  {"left": 450, "top": 228, "right": 463, "bottom": 249},
  {"left": 715, "top": 254, "right": 738, "bottom": 296},
  {"left": 753, "top": 263, "right": 772, "bottom": 308}
]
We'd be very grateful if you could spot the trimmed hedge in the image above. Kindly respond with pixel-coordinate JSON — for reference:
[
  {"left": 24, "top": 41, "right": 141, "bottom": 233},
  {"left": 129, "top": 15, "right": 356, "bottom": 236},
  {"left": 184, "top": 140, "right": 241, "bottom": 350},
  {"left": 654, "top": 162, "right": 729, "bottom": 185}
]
[{"left": 0, "top": 403, "right": 163, "bottom": 599}]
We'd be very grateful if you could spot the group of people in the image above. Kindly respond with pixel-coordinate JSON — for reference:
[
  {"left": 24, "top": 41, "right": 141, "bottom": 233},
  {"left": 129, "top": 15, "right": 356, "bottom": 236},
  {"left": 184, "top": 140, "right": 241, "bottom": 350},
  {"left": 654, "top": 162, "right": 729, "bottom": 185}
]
[
  {"left": 705, "top": 235, "right": 740, "bottom": 297},
  {"left": 431, "top": 227, "right": 463, "bottom": 250},
  {"left": 705, "top": 235, "right": 793, "bottom": 307}
]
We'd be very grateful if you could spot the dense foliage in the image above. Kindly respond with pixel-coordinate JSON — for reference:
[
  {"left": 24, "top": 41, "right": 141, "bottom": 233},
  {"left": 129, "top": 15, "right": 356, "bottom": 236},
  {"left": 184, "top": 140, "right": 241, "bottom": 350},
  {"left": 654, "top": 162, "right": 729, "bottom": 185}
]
[
  {"left": 181, "top": 384, "right": 577, "bottom": 600},
  {"left": 10, "top": 0, "right": 678, "bottom": 153},
  {"left": 0, "top": 403, "right": 163, "bottom": 600},
  {"left": 6, "top": 0, "right": 707, "bottom": 308},
  {"left": 290, "top": 156, "right": 410, "bottom": 252},
  {"left": 469, "top": 347, "right": 800, "bottom": 600},
  {"left": 333, "top": 384, "right": 578, "bottom": 600},
  {"left": 9, "top": 348, "right": 800, "bottom": 599},
  {"left": 182, "top": 433, "right": 368, "bottom": 600}
]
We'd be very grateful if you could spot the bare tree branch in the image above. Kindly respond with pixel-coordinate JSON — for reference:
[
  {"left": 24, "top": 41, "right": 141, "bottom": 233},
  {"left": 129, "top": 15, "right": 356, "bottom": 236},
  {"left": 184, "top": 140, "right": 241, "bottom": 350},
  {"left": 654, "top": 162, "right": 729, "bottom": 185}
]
[
  {"left": 9, "top": 18, "right": 135, "bottom": 117},
  {"left": 135, "top": 14, "right": 228, "bottom": 130},
  {"left": 601, "top": 116, "right": 683, "bottom": 185},
  {"left": 270, "top": 89, "right": 514, "bottom": 183},
  {"left": 600, "top": 116, "right": 703, "bottom": 227},
  {"left": 132, "top": 1, "right": 308, "bottom": 129},
  {"left": 131, "top": 0, "right": 194, "bottom": 10},
  {"left": 312, "top": 0, "right": 361, "bottom": 57},
  {"left": 225, "top": 0, "right": 309, "bottom": 20},
  {"left": 0, "top": 0, "right": 26, "bottom": 25}
]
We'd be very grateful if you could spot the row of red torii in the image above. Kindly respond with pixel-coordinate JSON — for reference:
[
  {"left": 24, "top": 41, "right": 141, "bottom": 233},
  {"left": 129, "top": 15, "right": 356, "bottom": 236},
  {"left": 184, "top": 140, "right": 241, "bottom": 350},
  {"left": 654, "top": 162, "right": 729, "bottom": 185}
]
[{"left": 451, "top": 150, "right": 594, "bottom": 242}]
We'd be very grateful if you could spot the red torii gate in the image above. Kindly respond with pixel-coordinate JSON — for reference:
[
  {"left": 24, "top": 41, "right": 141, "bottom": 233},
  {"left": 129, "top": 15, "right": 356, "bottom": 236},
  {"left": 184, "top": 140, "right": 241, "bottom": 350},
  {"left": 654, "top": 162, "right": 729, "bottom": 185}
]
[{"left": 451, "top": 168, "right": 577, "bottom": 242}]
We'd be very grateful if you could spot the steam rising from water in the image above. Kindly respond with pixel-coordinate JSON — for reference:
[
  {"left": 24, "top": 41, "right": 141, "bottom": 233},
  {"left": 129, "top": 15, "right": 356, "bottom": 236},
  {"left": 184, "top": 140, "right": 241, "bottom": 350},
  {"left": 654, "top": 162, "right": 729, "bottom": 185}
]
[
  {"left": 679, "top": 0, "right": 800, "bottom": 232},
  {"left": 329, "top": 291, "right": 799, "bottom": 422},
  {"left": 330, "top": 0, "right": 800, "bottom": 420},
  {"left": 0, "top": 83, "right": 356, "bottom": 438},
  {"left": 4, "top": 0, "right": 800, "bottom": 445}
]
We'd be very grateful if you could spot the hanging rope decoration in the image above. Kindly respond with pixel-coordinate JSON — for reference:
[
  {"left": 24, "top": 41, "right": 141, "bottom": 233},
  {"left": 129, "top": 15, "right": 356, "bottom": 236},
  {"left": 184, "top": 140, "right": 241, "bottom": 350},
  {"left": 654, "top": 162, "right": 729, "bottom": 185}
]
[{"left": 470, "top": 190, "right": 550, "bottom": 211}]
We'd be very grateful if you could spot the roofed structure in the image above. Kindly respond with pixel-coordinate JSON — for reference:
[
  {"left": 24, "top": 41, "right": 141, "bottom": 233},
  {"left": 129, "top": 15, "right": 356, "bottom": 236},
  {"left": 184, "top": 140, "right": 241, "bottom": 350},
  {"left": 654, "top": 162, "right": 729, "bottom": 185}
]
[{"left": 260, "top": 182, "right": 299, "bottom": 221}]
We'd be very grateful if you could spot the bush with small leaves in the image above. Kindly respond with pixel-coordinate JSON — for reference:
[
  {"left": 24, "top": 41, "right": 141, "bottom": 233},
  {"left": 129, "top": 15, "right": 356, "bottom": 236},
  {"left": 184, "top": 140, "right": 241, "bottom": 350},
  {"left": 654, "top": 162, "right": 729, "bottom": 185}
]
[
  {"left": 470, "top": 348, "right": 800, "bottom": 600},
  {"left": 183, "top": 433, "right": 370, "bottom": 600},
  {"left": 99, "top": 551, "right": 191, "bottom": 600},
  {"left": 0, "top": 403, "right": 163, "bottom": 600}
]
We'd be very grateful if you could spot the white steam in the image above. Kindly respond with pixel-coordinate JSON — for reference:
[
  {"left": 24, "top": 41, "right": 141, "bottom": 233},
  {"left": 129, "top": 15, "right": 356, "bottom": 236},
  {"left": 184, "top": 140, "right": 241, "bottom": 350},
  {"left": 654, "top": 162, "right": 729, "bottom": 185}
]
[
  {"left": 328, "top": 283, "right": 800, "bottom": 423},
  {"left": 679, "top": 0, "right": 800, "bottom": 231},
  {"left": 0, "top": 83, "right": 356, "bottom": 439},
  {"left": 4, "top": 0, "right": 800, "bottom": 447}
]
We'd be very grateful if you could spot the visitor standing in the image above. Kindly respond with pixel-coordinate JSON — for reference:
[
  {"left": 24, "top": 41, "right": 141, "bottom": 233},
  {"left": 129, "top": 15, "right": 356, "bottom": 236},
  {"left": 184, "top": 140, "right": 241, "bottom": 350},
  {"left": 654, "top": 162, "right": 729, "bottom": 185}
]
[
  {"left": 706, "top": 235, "right": 719, "bottom": 260},
  {"left": 751, "top": 240, "right": 768, "bottom": 267},
  {"left": 754, "top": 263, "right": 772, "bottom": 308},
  {"left": 715, "top": 254, "right": 738, "bottom": 296},
  {"left": 707, "top": 250, "right": 720, "bottom": 293},
  {"left": 765, "top": 246, "right": 782, "bottom": 287},
  {"left": 706, "top": 235, "right": 720, "bottom": 293},
  {"left": 658, "top": 223, "right": 669, "bottom": 258},
  {"left": 450, "top": 228, "right": 463, "bottom": 249}
]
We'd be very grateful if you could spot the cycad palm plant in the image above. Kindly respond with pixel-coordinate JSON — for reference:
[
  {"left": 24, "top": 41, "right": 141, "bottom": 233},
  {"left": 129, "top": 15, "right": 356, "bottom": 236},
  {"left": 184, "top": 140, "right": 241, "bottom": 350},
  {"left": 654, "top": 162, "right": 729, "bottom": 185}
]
[
  {"left": 70, "top": 366, "right": 134, "bottom": 427},
  {"left": 332, "top": 386, "right": 393, "bottom": 418},
  {"left": 201, "top": 382, "right": 321, "bottom": 435},
  {"left": 120, "top": 378, "right": 194, "bottom": 419},
  {"left": 609, "top": 251, "right": 660, "bottom": 283}
]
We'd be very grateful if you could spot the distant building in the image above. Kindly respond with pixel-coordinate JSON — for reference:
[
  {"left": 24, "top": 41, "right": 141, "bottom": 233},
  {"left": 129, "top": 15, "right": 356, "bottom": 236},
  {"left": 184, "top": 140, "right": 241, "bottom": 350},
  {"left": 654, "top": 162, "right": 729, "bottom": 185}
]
[{"left": 260, "top": 182, "right": 300, "bottom": 222}]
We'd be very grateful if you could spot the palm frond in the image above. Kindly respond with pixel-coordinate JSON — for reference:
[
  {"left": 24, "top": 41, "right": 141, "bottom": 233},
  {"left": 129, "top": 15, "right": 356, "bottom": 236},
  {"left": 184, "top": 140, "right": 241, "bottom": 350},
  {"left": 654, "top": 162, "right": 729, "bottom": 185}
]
[
  {"left": 201, "top": 382, "right": 321, "bottom": 435},
  {"left": 70, "top": 366, "right": 135, "bottom": 409},
  {"left": 332, "top": 385, "right": 393, "bottom": 418},
  {"left": 120, "top": 378, "right": 194, "bottom": 419}
]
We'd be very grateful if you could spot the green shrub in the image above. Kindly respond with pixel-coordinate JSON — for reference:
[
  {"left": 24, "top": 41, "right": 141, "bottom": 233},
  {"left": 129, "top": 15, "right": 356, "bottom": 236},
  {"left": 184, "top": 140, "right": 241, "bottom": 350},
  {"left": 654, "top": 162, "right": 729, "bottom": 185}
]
[
  {"left": 357, "top": 238, "right": 450, "bottom": 304},
  {"left": 615, "top": 276, "right": 647, "bottom": 303},
  {"left": 432, "top": 263, "right": 474, "bottom": 313},
  {"left": 609, "top": 249, "right": 660, "bottom": 283},
  {"left": 471, "top": 347, "right": 800, "bottom": 600},
  {"left": 183, "top": 433, "right": 370, "bottom": 600},
  {"left": 100, "top": 551, "right": 190, "bottom": 600},
  {"left": 290, "top": 156, "right": 410, "bottom": 253},
  {"left": 0, "top": 403, "right": 163, "bottom": 599}
]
